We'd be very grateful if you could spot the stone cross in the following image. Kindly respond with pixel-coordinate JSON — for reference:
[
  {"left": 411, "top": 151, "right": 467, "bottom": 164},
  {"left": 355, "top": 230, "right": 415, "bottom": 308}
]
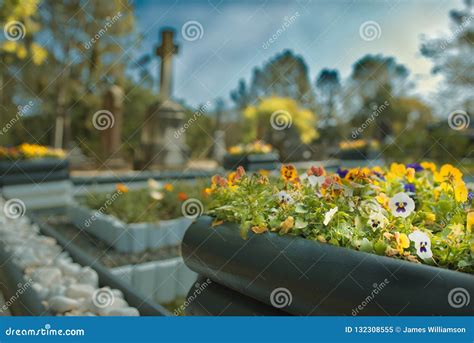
[{"left": 156, "top": 29, "right": 179, "bottom": 99}]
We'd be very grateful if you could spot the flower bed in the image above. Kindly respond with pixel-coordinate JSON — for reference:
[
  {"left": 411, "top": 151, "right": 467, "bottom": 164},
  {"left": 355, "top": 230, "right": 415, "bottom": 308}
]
[
  {"left": 337, "top": 139, "right": 380, "bottom": 160},
  {"left": 223, "top": 141, "right": 279, "bottom": 171},
  {"left": 70, "top": 180, "right": 209, "bottom": 253},
  {"left": 190, "top": 163, "right": 474, "bottom": 314},
  {"left": 0, "top": 144, "right": 68, "bottom": 187}
]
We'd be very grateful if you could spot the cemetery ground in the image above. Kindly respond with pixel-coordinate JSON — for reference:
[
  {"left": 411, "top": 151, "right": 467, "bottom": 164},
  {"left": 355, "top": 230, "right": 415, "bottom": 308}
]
[{"left": 0, "top": 0, "right": 473, "bottom": 322}]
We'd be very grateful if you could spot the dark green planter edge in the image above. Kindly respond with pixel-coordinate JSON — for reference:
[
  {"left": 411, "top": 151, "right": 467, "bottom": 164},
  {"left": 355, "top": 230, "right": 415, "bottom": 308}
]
[{"left": 182, "top": 216, "right": 474, "bottom": 316}]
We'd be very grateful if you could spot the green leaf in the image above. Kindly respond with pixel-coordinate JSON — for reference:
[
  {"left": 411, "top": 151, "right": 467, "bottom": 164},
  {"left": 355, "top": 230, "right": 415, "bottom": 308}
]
[
  {"left": 295, "top": 204, "right": 308, "bottom": 213},
  {"left": 295, "top": 218, "right": 308, "bottom": 229}
]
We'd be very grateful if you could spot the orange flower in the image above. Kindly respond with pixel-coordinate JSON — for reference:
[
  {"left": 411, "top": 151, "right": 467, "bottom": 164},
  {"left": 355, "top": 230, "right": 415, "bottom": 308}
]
[
  {"left": 164, "top": 183, "right": 174, "bottom": 192},
  {"left": 281, "top": 164, "right": 298, "bottom": 182},
  {"left": 116, "top": 183, "right": 129, "bottom": 193},
  {"left": 178, "top": 192, "right": 188, "bottom": 201}
]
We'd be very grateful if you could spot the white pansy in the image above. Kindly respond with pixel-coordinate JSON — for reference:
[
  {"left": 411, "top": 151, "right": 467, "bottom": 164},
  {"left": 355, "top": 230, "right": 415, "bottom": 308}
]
[
  {"left": 323, "top": 207, "right": 338, "bottom": 226},
  {"left": 149, "top": 190, "right": 164, "bottom": 201},
  {"left": 367, "top": 212, "right": 388, "bottom": 230},
  {"left": 408, "top": 231, "right": 432, "bottom": 259},
  {"left": 277, "top": 191, "right": 294, "bottom": 204},
  {"left": 307, "top": 175, "right": 325, "bottom": 187},
  {"left": 389, "top": 192, "right": 415, "bottom": 218}
]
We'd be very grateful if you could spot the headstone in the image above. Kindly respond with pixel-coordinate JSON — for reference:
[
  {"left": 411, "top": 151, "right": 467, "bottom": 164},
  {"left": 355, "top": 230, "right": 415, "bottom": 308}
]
[
  {"left": 101, "top": 84, "right": 127, "bottom": 169},
  {"left": 136, "top": 29, "right": 188, "bottom": 170}
]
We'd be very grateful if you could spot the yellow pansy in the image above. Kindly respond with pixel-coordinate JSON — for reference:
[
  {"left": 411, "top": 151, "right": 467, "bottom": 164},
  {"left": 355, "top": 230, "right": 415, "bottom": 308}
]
[
  {"left": 390, "top": 163, "right": 406, "bottom": 178},
  {"left": 454, "top": 182, "right": 468, "bottom": 203},
  {"left": 395, "top": 232, "right": 410, "bottom": 254},
  {"left": 421, "top": 161, "right": 436, "bottom": 173},
  {"left": 375, "top": 193, "right": 390, "bottom": 209},
  {"left": 434, "top": 164, "right": 463, "bottom": 184},
  {"left": 280, "top": 216, "right": 294, "bottom": 234},
  {"left": 467, "top": 212, "right": 474, "bottom": 233},
  {"left": 406, "top": 168, "right": 416, "bottom": 183}
]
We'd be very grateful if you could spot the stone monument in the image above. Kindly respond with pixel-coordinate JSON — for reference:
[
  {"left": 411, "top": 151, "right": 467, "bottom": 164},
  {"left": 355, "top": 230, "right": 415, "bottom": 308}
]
[
  {"left": 137, "top": 28, "right": 188, "bottom": 170},
  {"left": 100, "top": 84, "right": 127, "bottom": 169}
]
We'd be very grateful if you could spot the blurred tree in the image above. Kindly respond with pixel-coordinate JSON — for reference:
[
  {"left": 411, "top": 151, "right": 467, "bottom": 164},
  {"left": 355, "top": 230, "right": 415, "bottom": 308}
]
[
  {"left": 346, "top": 54, "right": 412, "bottom": 142},
  {"left": 231, "top": 50, "right": 316, "bottom": 110},
  {"left": 243, "top": 96, "right": 318, "bottom": 156},
  {"left": 420, "top": 0, "right": 473, "bottom": 112}
]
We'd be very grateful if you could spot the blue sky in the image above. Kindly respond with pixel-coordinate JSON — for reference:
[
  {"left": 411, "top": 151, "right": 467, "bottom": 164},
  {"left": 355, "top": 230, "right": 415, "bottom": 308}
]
[{"left": 132, "top": 0, "right": 458, "bottom": 107}]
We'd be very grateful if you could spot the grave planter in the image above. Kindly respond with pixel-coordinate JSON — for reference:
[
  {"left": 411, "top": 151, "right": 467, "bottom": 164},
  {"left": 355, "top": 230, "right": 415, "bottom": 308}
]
[
  {"left": 0, "top": 158, "right": 69, "bottom": 187},
  {"left": 223, "top": 152, "right": 280, "bottom": 171},
  {"left": 182, "top": 216, "right": 474, "bottom": 316},
  {"left": 67, "top": 205, "right": 193, "bottom": 253}
]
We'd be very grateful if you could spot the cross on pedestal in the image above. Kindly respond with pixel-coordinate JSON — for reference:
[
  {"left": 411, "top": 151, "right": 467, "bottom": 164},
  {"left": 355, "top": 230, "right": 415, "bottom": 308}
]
[{"left": 156, "top": 29, "right": 179, "bottom": 99}]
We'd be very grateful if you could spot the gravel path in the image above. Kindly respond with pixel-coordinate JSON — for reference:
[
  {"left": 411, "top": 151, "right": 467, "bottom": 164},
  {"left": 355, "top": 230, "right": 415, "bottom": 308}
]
[{"left": 40, "top": 215, "right": 180, "bottom": 269}]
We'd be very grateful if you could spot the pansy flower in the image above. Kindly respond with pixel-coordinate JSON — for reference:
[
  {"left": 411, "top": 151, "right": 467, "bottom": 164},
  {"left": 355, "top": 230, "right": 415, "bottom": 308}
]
[
  {"left": 323, "top": 207, "right": 338, "bottom": 226},
  {"left": 389, "top": 192, "right": 415, "bottom": 218},
  {"left": 277, "top": 191, "right": 294, "bottom": 204},
  {"left": 394, "top": 232, "right": 410, "bottom": 254},
  {"left": 434, "top": 164, "right": 463, "bottom": 184},
  {"left": 406, "top": 163, "right": 423, "bottom": 172},
  {"left": 375, "top": 193, "right": 390, "bottom": 209},
  {"left": 280, "top": 164, "right": 298, "bottom": 182},
  {"left": 420, "top": 161, "right": 436, "bottom": 173},
  {"left": 116, "top": 183, "right": 129, "bottom": 193},
  {"left": 308, "top": 166, "right": 326, "bottom": 177},
  {"left": 336, "top": 167, "right": 348, "bottom": 178},
  {"left": 408, "top": 231, "right": 432, "bottom": 259},
  {"left": 367, "top": 212, "right": 388, "bottom": 231},
  {"left": 404, "top": 183, "right": 415, "bottom": 193},
  {"left": 454, "top": 181, "right": 468, "bottom": 203}
]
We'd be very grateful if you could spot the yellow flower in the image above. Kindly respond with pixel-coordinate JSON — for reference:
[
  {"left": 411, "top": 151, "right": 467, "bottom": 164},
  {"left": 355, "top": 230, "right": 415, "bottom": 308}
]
[
  {"left": 425, "top": 212, "right": 436, "bottom": 223},
  {"left": 258, "top": 169, "right": 270, "bottom": 177},
  {"left": 395, "top": 232, "right": 410, "bottom": 254},
  {"left": 228, "top": 145, "right": 243, "bottom": 155},
  {"left": 406, "top": 168, "right": 416, "bottom": 183},
  {"left": 434, "top": 164, "right": 463, "bottom": 184},
  {"left": 454, "top": 181, "right": 468, "bottom": 203},
  {"left": 280, "top": 164, "right": 298, "bottom": 182},
  {"left": 376, "top": 193, "right": 390, "bottom": 209},
  {"left": 390, "top": 163, "right": 406, "bottom": 178},
  {"left": 164, "top": 183, "right": 174, "bottom": 192},
  {"left": 280, "top": 216, "right": 294, "bottom": 234},
  {"left": 467, "top": 212, "right": 474, "bottom": 233},
  {"left": 115, "top": 183, "right": 129, "bottom": 193},
  {"left": 421, "top": 161, "right": 436, "bottom": 173},
  {"left": 16, "top": 45, "right": 27, "bottom": 59}
]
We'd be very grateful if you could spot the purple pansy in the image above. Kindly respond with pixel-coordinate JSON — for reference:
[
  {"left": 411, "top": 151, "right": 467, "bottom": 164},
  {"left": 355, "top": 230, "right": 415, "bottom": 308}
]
[
  {"left": 404, "top": 183, "right": 415, "bottom": 193},
  {"left": 337, "top": 168, "right": 348, "bottom": 178},
  {"left": 406, "top": 163, "right": 424, "bottom": 172}
]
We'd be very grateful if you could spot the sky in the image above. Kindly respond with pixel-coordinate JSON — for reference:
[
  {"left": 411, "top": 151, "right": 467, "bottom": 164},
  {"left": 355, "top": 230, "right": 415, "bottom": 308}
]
[{"left": 132, "top": 0, "right": 459, "bottom": 108}]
